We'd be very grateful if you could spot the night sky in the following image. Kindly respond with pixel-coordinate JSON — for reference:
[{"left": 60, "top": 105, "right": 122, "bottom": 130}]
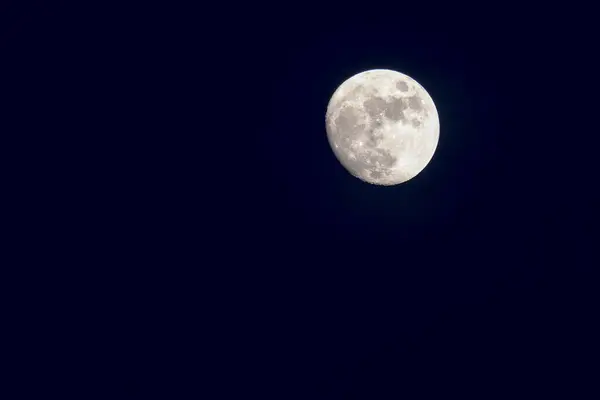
[{"left": 5, "top": 2, "right": 598, "bottom": 398}]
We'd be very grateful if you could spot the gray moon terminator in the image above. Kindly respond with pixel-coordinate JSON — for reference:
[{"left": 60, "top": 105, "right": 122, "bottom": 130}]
[{"left": 326, "top": 69, "right": 440, "bottom": 185}]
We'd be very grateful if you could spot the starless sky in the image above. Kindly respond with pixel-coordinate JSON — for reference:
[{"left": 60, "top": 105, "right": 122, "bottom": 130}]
[{"left": 3, "top": 2, "right": 597, "bottom": 398}]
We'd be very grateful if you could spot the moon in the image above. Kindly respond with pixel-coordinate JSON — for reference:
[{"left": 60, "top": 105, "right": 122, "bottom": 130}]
[{"left": 326, "top": 69, "right": 440, "bottom": 185}]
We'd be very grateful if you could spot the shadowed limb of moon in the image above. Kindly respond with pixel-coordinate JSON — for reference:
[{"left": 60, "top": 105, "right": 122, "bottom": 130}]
[{"left": 326, "top": 69, "right": 439, "bottom": 185}]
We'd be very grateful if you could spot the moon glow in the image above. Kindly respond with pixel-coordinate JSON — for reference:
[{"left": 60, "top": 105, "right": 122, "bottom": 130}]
[{"left": 326, "top": 69, "right": 439, "bottom": 185}]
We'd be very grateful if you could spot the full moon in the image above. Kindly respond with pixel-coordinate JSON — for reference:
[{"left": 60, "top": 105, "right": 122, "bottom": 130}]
[{"left": 326, "top": 69, "right": 439, "bottom": 185}]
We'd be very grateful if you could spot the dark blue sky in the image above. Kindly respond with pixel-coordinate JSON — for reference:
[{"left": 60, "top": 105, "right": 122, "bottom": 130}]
[{"left": 4, "top": 2, "right": 597, "bottom": 398}]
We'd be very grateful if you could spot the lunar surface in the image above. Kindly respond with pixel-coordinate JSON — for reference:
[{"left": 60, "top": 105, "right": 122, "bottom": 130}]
[{"left": 326, "top": 69, "right": 439, "bottom": 185}]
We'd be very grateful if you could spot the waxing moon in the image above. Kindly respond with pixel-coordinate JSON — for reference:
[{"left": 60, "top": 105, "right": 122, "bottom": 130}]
[{"left": 326, "top": 69, "right": 440, "bottom": 185}]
